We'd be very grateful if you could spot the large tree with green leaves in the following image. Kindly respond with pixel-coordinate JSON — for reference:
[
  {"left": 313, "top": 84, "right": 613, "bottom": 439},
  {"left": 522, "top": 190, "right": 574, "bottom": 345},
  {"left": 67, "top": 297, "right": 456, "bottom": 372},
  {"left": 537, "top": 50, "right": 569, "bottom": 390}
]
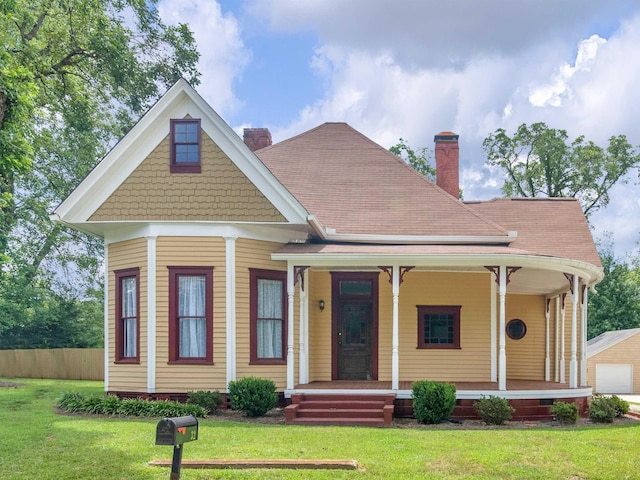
[
  {"left": 587, "top": 240, "right": 640, "bottom": 339},
  {"left": 389, "top": 138, "right": 436, "bottom": 180},
  {"left": 0, "top": 0, "right": 200, "bottom": 348},
  {"left": 482, "top": 122, "right": 640, "bottom": 218}
]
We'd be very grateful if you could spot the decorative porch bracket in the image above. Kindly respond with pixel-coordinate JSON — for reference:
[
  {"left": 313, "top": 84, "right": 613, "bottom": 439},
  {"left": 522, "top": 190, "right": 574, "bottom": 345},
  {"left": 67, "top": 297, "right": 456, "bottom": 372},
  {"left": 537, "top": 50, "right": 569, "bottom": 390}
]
[
  {"left": 294, "top": 266, "right": 309, "bottom": 291},
  {"left": 485, "top": 266, "right": 521, "bottom": 285},
  {"left": 378, "top": 266, "right": 414, "bottom": 284}
]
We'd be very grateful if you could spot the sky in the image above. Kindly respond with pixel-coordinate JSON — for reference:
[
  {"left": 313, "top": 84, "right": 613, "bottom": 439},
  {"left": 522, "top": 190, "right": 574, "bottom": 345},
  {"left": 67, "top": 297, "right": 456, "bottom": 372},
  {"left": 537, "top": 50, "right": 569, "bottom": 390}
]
[{"left": 157, "top": 0, "right": 640, "bottom": 259}]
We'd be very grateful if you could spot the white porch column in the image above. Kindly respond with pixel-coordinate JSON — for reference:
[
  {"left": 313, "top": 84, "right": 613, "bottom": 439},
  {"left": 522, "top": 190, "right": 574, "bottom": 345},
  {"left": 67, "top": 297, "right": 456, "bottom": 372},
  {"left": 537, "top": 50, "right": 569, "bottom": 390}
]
[
  {"left": 224, "top": 237, "right": 237, "bottom": 389},
  {"left": 544, "top": 298, "right": 550, "bottom": 382},
  {"left": 555, "top": 296, "right": 560, "bottom": 382},
  {"left": 286, "top": 262, "right": 295, "bottom": 390},
  {"left": 570, "top": 274, "right": 579, "bottom": 389},
  {"left": 392, "top": 265, "right": 400, "bottom": 390},
  {"left": 580, "top": 286, "right": 588, "bottom": 387},
  {"left": 498, "top": 265, "right": 507, "bottom": 391},
  {"left": 146, "top": 235, "right": 157, "bottom": 393},
  {"left": 298, "top": 268, "right": 309, "bottom": 385},
  {"left": 103, "top": 241, "right": 109, "bottom": 392},
  {"left": 490, "top": 277, "right": 497, "bottom": 382},
  {"left": 560, "top": 294, "right": 566, "bottom": 384}
]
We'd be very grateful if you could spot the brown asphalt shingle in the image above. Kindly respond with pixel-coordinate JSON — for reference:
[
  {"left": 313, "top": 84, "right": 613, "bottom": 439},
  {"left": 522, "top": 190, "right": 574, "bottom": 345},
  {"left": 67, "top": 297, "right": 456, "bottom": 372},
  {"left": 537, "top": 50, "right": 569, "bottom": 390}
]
[{"left": 255, "top": 123, "right": 508, "bottom": 238}]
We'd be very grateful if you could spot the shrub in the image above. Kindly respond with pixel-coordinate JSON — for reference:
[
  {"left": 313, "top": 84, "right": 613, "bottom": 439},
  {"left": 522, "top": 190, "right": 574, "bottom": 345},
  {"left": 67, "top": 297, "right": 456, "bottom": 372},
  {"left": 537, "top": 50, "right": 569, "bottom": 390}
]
[
  {"left": 55, "top": 392, "right": 207, "bottom": 417},
  {"left": 411, "top": 380, "right": 456, "bottom": 424},
  {"left": 550, "top": 401, "right": 578, "bottom": 425},
  {"left": 588, "top": 394, "right": 616, "bottom": 423},
  {"left": 473, "top": 395, "right": 514, "bottom": 425},
  {"left": 187, "top": 390, "right": 224, "bottom": 414},
  {"left": 609, "top": 395, "right": 629, "bottom": 417},
  {"left": 228, "top": 377, "right": 278, "bottom": 417}
]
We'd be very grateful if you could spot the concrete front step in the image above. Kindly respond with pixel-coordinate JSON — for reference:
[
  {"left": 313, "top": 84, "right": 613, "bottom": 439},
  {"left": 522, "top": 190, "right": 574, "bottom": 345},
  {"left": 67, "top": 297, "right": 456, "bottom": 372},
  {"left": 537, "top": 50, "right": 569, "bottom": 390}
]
[{"left": 286, "top": 393, "right": 395, "bottom": 427}]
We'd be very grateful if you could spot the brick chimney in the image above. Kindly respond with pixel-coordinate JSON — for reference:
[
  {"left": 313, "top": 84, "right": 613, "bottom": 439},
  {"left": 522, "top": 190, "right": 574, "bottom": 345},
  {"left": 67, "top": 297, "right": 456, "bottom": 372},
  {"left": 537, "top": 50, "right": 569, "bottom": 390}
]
[
  {"left": 243, "top": 128, "right": 272, "bottom": 152},
  {"left": 434, "top": 131, "right": 460, "bottom": 199}
]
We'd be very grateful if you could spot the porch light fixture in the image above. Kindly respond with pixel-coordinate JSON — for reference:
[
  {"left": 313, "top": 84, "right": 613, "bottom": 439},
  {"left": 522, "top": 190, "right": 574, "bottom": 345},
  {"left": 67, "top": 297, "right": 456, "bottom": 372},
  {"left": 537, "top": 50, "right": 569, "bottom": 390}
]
[{"left": 319, "top": 299, "right": 325, "bottom": 312}]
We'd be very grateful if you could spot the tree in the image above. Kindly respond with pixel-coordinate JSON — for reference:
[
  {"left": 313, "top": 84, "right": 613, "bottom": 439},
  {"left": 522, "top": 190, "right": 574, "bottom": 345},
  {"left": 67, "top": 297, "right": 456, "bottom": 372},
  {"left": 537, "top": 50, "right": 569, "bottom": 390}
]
[
  {"left": 390, "top": 138, "right": 436, "bottom": 181},
  {"left": 482, "top": 122, "right": 640, "bottom": 218},
  {"left": 0, "top": 0, "right": 200, "bottom": 348},
  {"left": 587, "top": 239, "right": 640, "bottom": 339}
]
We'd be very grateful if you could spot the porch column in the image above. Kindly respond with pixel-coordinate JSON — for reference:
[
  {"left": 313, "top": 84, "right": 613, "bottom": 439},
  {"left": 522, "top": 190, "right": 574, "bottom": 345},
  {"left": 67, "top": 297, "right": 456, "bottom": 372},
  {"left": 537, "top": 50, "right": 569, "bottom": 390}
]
[
  {"left": 560, "top": 294, "right": 566, "bottom": 384},
  {"left": 580, "top": 286, "right": 588, "bottom": 387},
  {"left": 392, "top": 265, "right": 400, "bottom": 390},
  {"left": 554, "top": 296, "right": 560, "bottom": 382},
  {"left": 490, "top": 277, "right": 497, "bottom": 382},
  {"left": 544, "top": 298, "right": 550, "bottom": 382},
  {"left": 298, "top": 269, "right": 309, "bottom": 385},
  {"left": 498, "top": 265, "right": 507, "bottom": 391},
  {"left": 570, "top": 274, "right": 579, "bottom": 389},
  {"left": 146, "top": 235, "right": 157, "bottom": 393},
  {"left": 224, "top": 237, "right": 237, "bottom": 388},
  {"left": 286, "top": 262, "right": 295, "bottom": 390},
  {"left": 103, "top": 241, "right": 109, "bottom": 392}
]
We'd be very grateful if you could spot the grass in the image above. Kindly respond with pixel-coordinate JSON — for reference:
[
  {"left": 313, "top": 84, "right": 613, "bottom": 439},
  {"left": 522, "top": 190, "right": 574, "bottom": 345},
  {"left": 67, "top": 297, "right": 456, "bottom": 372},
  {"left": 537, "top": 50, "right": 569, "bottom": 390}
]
[{"left": 1, "top": 378, "right": 640, "bottom": 479}]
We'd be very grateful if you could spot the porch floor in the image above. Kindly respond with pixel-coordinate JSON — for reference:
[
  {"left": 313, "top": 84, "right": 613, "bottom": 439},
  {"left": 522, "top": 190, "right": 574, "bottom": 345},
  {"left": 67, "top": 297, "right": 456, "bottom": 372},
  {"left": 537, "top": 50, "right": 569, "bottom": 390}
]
[{"left": 294, "top": 380, "right": 580, "bottom": 391}]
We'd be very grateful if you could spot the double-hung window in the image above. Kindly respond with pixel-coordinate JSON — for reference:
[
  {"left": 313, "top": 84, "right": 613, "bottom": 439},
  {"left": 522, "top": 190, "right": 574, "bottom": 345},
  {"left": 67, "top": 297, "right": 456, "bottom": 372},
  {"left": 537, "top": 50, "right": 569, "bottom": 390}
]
[
  {"left": 250, "top": 269, "right": 286, "bottom": 364},
  {"left": 115, "top": 268, "right": 139, "bottom": 363},
  {"left": 168, "top": 267, "right": 213, "bottom": 363},
  {"left": 170, "top": 119, "right": 201, "bottom": 173},
  {"left": 417, "top": 305, "right": 461, "bottom": 349}
]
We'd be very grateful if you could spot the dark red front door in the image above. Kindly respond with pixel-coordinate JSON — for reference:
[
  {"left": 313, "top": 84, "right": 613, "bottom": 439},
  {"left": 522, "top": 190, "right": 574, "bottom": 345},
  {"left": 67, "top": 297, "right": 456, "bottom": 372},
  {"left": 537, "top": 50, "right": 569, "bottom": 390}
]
[{"left": 331, "top": 272, "right": 379, "bottom": 380}]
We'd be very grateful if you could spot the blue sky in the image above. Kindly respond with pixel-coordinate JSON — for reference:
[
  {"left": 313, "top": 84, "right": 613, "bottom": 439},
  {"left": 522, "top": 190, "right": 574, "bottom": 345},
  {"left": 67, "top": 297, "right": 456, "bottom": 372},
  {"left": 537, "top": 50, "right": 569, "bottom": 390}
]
[{"left": 158, "top": 0, "right": 640, "bottom": 258}]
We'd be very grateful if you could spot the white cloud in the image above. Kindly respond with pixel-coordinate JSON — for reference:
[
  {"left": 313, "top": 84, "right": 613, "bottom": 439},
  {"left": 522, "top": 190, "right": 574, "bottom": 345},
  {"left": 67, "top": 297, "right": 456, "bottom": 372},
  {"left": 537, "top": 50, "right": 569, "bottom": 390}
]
[{"left": 158, "top": 0, "right": 250, "bottom": 116}]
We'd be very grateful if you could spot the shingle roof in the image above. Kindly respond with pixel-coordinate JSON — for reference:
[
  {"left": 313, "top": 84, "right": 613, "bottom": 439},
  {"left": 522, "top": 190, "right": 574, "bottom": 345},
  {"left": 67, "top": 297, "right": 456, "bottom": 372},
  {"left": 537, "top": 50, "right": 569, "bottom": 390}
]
[
  {"left": 255, "top": 123, "right": 508, "bottom": 238},
  {"left": 466, "top": 198, "right": 601, "bottom": 266},
  {"left": 587, "top": 328, "right": 640, "bottom": 357}
]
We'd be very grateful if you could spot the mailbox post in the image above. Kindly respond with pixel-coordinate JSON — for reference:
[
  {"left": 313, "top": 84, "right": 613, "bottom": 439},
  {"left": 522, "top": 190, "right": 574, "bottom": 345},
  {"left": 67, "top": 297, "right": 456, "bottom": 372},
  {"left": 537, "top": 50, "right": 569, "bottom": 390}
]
[{"left": 155, "top": 416, "right": 198, "bottom": 480}]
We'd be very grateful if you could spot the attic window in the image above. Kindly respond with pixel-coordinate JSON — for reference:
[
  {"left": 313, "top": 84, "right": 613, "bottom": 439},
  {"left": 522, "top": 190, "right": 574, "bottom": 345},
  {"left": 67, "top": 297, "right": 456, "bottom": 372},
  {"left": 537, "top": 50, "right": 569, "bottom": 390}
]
[{"left": 170, "top": 119, "right": 201, "bottom": 173}]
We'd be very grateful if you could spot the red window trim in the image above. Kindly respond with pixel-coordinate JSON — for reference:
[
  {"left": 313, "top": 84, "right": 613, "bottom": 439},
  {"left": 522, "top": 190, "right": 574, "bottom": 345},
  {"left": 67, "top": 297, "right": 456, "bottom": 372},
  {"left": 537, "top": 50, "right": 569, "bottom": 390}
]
[
  {"left": 417, "top": 305, "right": 461, "bottom": 349},
  {"left": 168, "top": 266, "right": 213, "bottom": 364},
  {"left": 249, "top": 268, "right": 287, "bottom": 365},
  {"left": 170, "top": 118, "right": 201, "bottom": 173},
  {"left": 114, "top": 268, "right": 140, "bottom": 364}
]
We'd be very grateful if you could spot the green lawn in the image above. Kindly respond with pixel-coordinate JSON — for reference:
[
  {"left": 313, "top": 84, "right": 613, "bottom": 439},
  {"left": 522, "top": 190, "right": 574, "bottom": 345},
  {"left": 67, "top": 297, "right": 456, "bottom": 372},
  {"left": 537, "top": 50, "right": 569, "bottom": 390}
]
[{"left": 1, "top": 378, "right": 639, "bottom": 479}]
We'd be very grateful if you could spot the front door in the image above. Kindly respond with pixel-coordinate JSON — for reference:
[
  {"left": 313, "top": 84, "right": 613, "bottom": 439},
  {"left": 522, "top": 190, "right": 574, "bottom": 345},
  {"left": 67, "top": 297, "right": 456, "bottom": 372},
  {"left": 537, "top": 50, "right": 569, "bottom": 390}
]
[{"left": 331, "top": 272, "right": 379, "bottom": 380}]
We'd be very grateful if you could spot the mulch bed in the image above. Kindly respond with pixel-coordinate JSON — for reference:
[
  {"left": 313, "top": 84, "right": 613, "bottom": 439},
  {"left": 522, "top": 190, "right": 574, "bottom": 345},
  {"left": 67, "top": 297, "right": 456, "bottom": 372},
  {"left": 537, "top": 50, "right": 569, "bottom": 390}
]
[{"left": 0, "top": 382, "right": 26, "bottom": 388}]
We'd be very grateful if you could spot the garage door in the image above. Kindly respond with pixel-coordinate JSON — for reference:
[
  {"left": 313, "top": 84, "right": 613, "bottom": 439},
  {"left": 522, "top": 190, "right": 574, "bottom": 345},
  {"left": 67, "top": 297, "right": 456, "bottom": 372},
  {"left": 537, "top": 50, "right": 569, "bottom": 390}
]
[{"left": 595, "top": 364, "right": 633, "bottom": 393}]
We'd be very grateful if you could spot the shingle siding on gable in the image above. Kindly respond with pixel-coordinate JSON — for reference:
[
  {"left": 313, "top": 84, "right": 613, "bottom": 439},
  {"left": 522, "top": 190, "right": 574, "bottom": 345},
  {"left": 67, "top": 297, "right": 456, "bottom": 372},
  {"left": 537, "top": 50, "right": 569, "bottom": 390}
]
[{"left": 89, "top": 132, "right": 286, "bottom": 222}]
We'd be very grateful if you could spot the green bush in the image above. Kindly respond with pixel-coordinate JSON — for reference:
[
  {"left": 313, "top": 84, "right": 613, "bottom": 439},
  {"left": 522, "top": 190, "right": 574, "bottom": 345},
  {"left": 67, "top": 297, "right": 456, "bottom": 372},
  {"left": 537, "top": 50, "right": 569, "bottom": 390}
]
[
  {"left": 187, "top": 390, "right": 224, "bottom": 414},
  {"left": 588, "top": 394, "right": 616, "bottom": 423},
  {"left": 411, "top": 380, "right": 456, "bottom": 424},
  {"left": 55, "top": 392, "right": 207, "bottom": 417},
  {"left": 228, "top": 377, "right": 279, "bottom": 417},
  {"left": 473, "top": 395, "right": 514, "bottom": 425},
  {"left": 609, "top": 395, "right": 629, "bottom": 417},
  {"left": 550, "top": 401, "right": 578, "bottom": 425}
]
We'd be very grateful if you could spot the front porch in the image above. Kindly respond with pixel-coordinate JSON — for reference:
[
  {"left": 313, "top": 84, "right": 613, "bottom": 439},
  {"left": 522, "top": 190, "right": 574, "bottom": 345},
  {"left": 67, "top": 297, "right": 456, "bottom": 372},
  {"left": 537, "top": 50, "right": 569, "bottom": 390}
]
[{"left": 285, "top": 380, "right": 592, "bottom": 425}]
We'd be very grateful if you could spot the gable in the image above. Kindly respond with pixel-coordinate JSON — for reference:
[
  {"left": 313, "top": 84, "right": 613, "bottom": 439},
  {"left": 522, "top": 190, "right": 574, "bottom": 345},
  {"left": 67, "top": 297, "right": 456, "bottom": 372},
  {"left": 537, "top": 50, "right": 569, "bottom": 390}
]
[
  {"left": 53, "top": 79, "right": 308, "bottom": 235},
  {"left": 89, "top": 131, "right": 285, "bottom": 222}
]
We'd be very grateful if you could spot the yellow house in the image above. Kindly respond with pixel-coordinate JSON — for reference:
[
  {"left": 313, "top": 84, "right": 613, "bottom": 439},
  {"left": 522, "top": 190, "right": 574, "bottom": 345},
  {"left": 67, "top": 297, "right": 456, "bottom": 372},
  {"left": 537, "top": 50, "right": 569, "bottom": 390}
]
[{"left": 53, "top": 79, "right": 603, "bottom": 425}]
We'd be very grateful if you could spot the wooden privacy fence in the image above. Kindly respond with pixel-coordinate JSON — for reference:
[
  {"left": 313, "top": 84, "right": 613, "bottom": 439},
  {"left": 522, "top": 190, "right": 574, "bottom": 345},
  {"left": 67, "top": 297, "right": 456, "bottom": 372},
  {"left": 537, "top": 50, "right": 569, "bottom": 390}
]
[{"left": 0, "top": 348, "right": 104, "bottom": 380}]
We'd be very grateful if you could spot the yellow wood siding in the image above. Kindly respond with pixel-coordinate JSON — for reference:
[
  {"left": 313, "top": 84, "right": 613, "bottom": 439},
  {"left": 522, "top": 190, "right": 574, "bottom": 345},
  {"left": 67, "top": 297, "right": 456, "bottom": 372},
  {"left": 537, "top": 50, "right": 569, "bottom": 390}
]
[
  {"left": 505, "top": 293, "right": 546, "bottom": 380},
  {"left": 308, "top": 271, "right": 332, "bottom": 381},
  {"left": 235, "top": 239, "right": 293, "bottom": 389},
  {"left": 89, "top": 132, "right": 285, "bottom": 222},
  {"left": 154, "top": 237, "right": 227, "bottom": 392},
  {"left": 587, "top": 334, "right": 640, "bottom": 393},
  {"left": 396, "top": 271, "right": 492, "bottom": 382},
  {"left": 108, "top": 239, "right": 148, "bottom": 393}
]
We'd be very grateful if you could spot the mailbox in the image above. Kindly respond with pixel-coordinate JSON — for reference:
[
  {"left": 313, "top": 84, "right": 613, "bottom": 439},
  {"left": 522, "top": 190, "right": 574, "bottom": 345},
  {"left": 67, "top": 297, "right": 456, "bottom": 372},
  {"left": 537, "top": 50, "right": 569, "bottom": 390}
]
[{"left": 155, "top": 416, "right": 198, "bottom": 446}]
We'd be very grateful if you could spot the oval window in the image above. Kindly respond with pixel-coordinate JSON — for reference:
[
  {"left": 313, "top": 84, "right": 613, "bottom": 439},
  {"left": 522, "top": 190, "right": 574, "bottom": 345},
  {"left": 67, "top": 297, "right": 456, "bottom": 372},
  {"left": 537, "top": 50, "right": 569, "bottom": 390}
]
[{"left": 506, "top": 319, "right": 527, "bottom": 340}]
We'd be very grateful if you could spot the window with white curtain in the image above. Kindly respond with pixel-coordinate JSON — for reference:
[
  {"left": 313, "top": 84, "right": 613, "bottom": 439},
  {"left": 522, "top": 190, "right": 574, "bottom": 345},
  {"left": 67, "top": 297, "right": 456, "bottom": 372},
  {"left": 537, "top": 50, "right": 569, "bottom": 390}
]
[
  {"left": 178, "top": 275, "right": 206, "bottom": 358},
  {"left": 250, "top": 269, "right": 286, "bottom": 363},
  {"left": 115, "top": 268, "right": 139, "bottom": 363},
  {"left": 168, "top": 266, "right": 213, "bottom": 363}
]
